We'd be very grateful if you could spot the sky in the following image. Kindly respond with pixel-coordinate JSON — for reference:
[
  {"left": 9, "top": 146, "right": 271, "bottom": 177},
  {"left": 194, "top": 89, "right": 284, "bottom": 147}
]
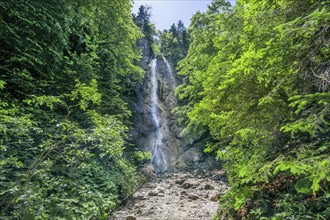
[{"left": 132, "top": 0, "right": 236, "bottom": 31}]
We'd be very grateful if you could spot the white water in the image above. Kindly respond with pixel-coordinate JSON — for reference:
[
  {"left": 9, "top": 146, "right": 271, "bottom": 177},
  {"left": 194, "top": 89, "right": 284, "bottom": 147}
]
[
  {"left": 162, "top": 55, "right": 176, "bottom": 88},
  {"left": 150, "top": 59, "right": 167, "bottom": 172}
]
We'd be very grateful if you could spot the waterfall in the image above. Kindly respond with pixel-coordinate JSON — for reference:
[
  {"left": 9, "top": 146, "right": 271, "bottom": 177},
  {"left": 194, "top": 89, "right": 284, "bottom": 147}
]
[
  {"left": 162, "top": 55, "right": 176, "bottom": 88},
  {"left": 150, "top": 58, "right": 167, "bottom": 172},
  {"left": 133, "top": 50, "right": 207, "bottom": 173}
]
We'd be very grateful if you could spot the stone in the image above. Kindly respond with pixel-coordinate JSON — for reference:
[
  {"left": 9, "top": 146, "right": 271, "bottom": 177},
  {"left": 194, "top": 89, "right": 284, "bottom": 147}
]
[
  {"left": 182, "top": 182, "right": 196, "bottom": 189},
  {"left": 180, "top": 190, "right": 187, "bottom": 195},
  {"left": 148, "top": 191, "right": 158, "bottom": 196},
  {"left": 126, "top": 215, "right": 136, "bottom": 220},
  {"left": 111, "top": 167, "right": 229, "bottom": 220},
  {"left": 145, "top": 183, "right": 157, "bottom": 188},
  {"left": 188, "top": 194, "right": 199, "bottom": 200},
  {"left": 175, "top": 147, "right": 203, "bottom": 168},
  {"left": 175, "top": 179, "right": 185, "bottom": 185},
  {"left": 210, "top": 194, "right": 220, "bottom": 202},
  {"left": 204, "top": 184, "right": 215, "bottom": 190},
  {"left": 133, "top": 192, "right": 147, "bottom": 200}
]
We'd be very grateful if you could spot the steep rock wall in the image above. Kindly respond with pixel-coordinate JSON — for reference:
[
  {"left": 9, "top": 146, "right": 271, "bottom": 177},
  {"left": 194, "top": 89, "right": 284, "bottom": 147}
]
[
  {"left": 130, "top": 39, "right": 216, "bottom": 171},
  {"left": 132, "top": 52, "right": 209, "bottom": 171}
]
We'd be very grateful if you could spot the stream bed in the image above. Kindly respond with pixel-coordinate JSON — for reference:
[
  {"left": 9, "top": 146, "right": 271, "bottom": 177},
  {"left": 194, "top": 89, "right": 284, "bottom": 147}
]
[{"left": 110, "top": 168, "right": 229, "bottom": 220}]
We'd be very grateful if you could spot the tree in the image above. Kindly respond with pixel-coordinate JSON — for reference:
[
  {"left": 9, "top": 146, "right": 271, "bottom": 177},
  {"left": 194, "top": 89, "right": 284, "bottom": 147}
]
[
  {"left": 177, "top": 0, "right": 330, "bottom": 218},
  {"left": 133, "top": 5, "right": 156, "bottom": 44},
  {"left": 0, "top": 0, "right": 147, "bottom": 218},
  {"left": 159, "top": 20, "right": 190, "bottom": 68}
]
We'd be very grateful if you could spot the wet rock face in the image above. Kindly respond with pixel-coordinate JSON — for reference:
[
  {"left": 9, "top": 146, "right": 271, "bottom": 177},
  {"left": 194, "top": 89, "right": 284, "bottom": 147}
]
[{"left": 132, "top": 54, "right": 208, "bottom": 171}]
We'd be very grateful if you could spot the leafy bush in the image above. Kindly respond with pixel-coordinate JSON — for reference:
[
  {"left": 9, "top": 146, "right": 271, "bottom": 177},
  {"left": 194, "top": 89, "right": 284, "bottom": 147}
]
[
  {"left": 0, "top": 0, "right": 145, "bottom": 219},
  {"left": 178, "top": 0, "right": 330, "bottom": 219}
]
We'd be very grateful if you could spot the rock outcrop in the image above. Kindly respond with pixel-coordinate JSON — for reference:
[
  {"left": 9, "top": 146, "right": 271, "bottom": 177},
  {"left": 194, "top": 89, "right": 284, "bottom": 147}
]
[{"left": 131, "top": 40, "right": 216, "bottom": 171}]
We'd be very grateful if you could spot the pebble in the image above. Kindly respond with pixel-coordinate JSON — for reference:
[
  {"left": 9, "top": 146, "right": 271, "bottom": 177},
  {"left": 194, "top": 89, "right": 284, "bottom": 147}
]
[{"left": 111, "top": 169, "right": 228, "bottom": 220}]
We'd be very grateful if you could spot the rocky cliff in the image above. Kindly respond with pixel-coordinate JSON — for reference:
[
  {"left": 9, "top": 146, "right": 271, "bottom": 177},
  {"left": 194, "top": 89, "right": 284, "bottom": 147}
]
[{"left": 131, "top": 40, "right": 213, "bottom": 171}]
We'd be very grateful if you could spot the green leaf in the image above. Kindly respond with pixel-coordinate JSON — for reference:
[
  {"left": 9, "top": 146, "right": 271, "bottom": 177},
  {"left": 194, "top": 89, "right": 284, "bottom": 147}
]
[{"left": 295, "top": 178, "right": 313, "bottom": 194}]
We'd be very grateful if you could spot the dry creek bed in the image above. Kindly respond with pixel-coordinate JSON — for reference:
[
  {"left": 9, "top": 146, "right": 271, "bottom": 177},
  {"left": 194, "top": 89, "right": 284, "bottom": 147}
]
[{"left": 110, "top": 168, "right": 229, "bottom": 220}]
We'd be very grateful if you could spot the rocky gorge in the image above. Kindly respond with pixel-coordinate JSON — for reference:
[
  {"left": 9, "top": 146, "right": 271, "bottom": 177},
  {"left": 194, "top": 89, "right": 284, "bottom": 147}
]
[{"left": 118, "top": 39, "right": 227, "bottom": 219}]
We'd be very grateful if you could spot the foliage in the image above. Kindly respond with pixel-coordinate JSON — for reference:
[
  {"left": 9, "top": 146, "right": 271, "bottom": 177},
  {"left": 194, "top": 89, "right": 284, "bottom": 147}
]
[
  {"left": 159, "top": 20, "right": 190, "bottom": 68},
  {"left": 0, "top": 0, "right": 146, "bottom": 219},
  {"left": 132, "top": 5, "right": 157, "bottom": 57},
  {"left": 178, "top": 0, "right": 330, "bottom": 219},
  {"left": 133, "top": 5, "right": 156, "bottom": 43}
]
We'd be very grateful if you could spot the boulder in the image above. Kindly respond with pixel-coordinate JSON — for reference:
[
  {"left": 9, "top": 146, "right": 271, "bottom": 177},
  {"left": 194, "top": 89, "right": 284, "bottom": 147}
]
[
  {"left": 182, "top": 181, "right": 198, "bottom": 189},
  {"left": 158, "top": 188, "right": 165, "bottom": 193},
  {"left": 204, "top": 184, "right": 215, "bottom": 190},
  {"left": 148, "top": 191, "right": 158, "bottom": 196},
  {"left": 210, "top": 194, "right": 220, "bottom": 202},
  {"left": 126, "top": 215, "right": 136, "bottom": 220},
  {"left": 188, "top": 194, "right": 199, "bottom": 200},
  {"left": 175, "top": 179, "right": 186, "bottom": 185}
]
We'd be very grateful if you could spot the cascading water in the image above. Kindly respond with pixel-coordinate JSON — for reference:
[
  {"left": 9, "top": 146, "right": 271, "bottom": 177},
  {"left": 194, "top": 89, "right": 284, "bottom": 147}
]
[
  {"left": 162, "top": 55, "right": 176, "bottom": 88},
  {"left": 133, "top": 45, "right": 209, "bottom": 173},
  {"left": 150, "top": 58, "right": 167, "bottom": 172}
]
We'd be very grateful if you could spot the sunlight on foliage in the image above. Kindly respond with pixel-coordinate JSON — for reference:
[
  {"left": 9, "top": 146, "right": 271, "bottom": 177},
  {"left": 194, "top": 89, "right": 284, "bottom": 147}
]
[
  {"left": 178, "top": 0, "right": 330, "bottom": 219},
  {"left": 0, "top": 0, "right": 145, "bottom": 219}
]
